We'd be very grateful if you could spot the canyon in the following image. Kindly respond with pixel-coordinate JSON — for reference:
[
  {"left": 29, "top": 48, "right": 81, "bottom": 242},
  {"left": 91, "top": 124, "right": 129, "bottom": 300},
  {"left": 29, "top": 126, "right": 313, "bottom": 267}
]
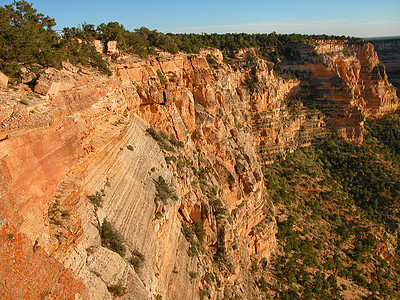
[
  {"left": 0, "top": 39, "right": 398, "bottom": 299},
  {"left": 370, "top": 38, "right": 400, "bottom": 97}
]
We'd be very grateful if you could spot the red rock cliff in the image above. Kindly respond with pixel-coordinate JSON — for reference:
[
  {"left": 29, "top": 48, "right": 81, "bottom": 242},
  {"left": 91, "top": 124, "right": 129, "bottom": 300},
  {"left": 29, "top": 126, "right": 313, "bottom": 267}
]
[{"left": 0, "top": 41, "right": 397, "bottom": 299}]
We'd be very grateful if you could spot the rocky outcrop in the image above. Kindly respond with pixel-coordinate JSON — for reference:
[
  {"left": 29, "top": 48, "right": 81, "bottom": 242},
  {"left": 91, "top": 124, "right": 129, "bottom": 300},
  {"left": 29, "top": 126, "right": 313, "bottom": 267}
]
[
  {"left": 371, "top": 38, "right": 400, "bottom": 97},
  {"left": 0, "top": 41, "right": 397, "bottom": 299},
  {"left": 93, "top": 40, "right": 105, "bottom": 54},
  {"left": 283, "top": 41, "right": 398, "bottom": 142},
  {"left": 107, "top": 41, "right": 119, "bottom": 55},
  {"left": 0, "top": 71, "right": 8, "bottom": 88}
]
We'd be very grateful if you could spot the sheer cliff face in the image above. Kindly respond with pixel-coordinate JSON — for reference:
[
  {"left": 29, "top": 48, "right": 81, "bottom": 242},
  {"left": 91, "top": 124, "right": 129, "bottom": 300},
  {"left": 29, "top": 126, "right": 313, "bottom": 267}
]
[
  {"left": 284, "top": 41, "right": 398, "bottom": 142},
  {"left": 0, "top": 42, "right": 398, "bottom": 299},
  {"left": 371, "top": 38, "right": 400, "bottom": 97}
]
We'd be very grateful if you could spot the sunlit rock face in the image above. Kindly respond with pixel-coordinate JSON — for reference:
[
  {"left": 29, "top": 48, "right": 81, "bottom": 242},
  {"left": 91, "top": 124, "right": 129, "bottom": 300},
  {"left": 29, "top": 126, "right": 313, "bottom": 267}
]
[{"left": 0, "top": 40, "right": 397, "bottom": 299}]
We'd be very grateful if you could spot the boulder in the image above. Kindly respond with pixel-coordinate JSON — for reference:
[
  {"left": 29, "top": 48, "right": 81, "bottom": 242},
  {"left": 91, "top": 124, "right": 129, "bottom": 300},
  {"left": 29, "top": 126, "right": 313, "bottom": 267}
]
[{"left": 34, "top": 67, "right": 76, "bottom": 96}]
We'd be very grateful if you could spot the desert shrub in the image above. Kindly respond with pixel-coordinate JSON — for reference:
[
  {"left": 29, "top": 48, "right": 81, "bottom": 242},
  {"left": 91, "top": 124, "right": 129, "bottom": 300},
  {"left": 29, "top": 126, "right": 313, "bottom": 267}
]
[
  {"left": 154, "top": 176, "right": 177, "bottom": 203},
  {"left": 211, "top": 199, "right": 227, "bottom": 220},
  {"left": 199, "top": 289, "right": 210, "bottom": 299},
  {"left": 157, "top": 69, "right": 167, "bottom": 85},
  {"left": 257, "top": 276, "right": 268, "bottom": 292},
  {"left": 48, "top": 199, "right": 63, "bottom": 225},
  {"left": 19, "top": 98, "right": 29, "bottom": 105},
  {"left": 61, "top": 210, "right": 70, "bottom": 217},
  {"left": 251, "top": 260, "right": 259, "bottom": 273},
  {"left": 130, "top": 249, "right": 145, "bottom": 272},
  {"left": 206, "top": 54, "right": 221, "bottom": 69},
  {"left": 204, "top": 272, "right": 215, "bottom": 284},
  {"left": 169, "top": 134, "right": 184, "bottom": 148},
  {"left": 182, "top": 223, "right": 202, "bottom": 256},
  {"left": 107, "top": 285, "right": 126, "bottom": 297},
  {"left": 100, "top": 219, "right": 126, "bottom": 257},
  {"left": 146, "top": 127, "right": 175, "bottom": 152},
  {"left": 87, "top": 191, "right": 103, "bottom": 210},
  {"left": 192, "top": 221, "right": 205, "bottom": 244}
]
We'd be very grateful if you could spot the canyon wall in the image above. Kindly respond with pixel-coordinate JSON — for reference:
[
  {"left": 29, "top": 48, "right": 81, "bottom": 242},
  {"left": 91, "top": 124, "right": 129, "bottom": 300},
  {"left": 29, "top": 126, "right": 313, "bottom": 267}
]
[
  {"left": 0, "top": 41, "right": 398, "bottom": 299},
  {"left": 283, "top": 41, "right": 398, "bottom": 142},
  {"left": 370, "top": 38, "right": 400, "bottom": 97}
]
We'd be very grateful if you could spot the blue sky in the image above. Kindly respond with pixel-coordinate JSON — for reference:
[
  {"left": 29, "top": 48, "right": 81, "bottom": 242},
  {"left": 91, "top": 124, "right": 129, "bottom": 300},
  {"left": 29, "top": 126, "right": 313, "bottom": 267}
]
[{"left": 2, "top": 0, "right": 399, "bottom": 37}]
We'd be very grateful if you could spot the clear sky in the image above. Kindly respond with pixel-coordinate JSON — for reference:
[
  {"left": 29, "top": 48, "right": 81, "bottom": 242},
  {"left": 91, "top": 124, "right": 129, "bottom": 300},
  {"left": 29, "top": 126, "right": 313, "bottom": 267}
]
[{"left": 2, "top": 0, "right": 399, "bottom": 37}]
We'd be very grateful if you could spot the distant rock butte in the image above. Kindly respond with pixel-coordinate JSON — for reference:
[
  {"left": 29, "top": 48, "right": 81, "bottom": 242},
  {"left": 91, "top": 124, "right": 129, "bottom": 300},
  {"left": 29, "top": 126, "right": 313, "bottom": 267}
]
[
  {"left": 370, "top": 38, "right": 400, "bottom": 97},
  {"left": 0, "top": 40, "right": 398, "bottom": 299}
]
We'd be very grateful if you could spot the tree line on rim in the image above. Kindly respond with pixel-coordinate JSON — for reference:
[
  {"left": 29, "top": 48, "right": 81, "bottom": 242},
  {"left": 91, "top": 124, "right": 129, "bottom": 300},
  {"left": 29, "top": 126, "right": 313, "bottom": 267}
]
[{"left": 0, "top": 0, "right": 366, "bottom": 83}]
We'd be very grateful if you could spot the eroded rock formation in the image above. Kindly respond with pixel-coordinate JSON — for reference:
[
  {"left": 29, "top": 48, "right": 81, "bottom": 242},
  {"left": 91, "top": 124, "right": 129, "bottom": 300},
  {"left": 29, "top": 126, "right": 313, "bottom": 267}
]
[
  {"left": 0, "top": 40, "right": 398, "bottom": 299},
  {"left": 371, "top": 38, "right": 400, "bottom": 97}
]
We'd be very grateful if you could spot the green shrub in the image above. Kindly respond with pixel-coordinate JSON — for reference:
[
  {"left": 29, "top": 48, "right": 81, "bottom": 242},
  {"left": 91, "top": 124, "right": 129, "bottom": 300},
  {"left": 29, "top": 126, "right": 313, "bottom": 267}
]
[
  {"left": 100, "top": 219, "right": 126, "bottom": 257},
  {"left": 146, "top": 128, "right": 175, "bottom": 152},
  {"left": 204, "top": 272, "right": 215, "bottom": 284},
  {"left": 211, "top": 199, "right": 227, "bottom": 221},
  {"left": 157, "top": 69, "right": 167, "bottom": 85},
  {"left": 206, "top": 54, "right": 221, "bottom": 69},
  {"left": 130, "top": 249, "right": 145, "bottom": 272},
  {"left": 169, "top": 134, "right": 184, "bottom": 148},
  {"left": 19, "top": 98, "right": 29, "bottom": 105},
  {"left": 87, "top": 191, "right": 103, "bottom": 210},
  {"left": 107, "top": 285, "right": 126, "bottom": 297},
  {"left": 154, "top": 176, "right": 177, "bottom": 204},
  {"left": 181, "top": 223, "right": 202, "bottom": 256}
]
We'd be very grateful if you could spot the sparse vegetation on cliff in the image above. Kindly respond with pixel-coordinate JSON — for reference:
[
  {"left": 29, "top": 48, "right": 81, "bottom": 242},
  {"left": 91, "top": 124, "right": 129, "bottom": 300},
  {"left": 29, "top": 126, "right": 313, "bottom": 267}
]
[
  {"left": 157, "top": 69, "right": 167, "bottom": 85},
  {"left": 182, "top": 222, "right": 203, "bottom": 257},
  {"left": 48, "top": 199, "right": 70, "bottom": 226},
  {"left": 146, "top": 127, "right": 176, "bottom": 152},
  {"left": 206, "top": 54, "right": 221, "bottom": 69},
  {"left": 87, "top": 191, "right": 103, "bottom": 210},
  {"left": 100, "top": 219, "right": 126, "bottom": 257},
  {"left": 130, "top": 249, "right": 145, "bottom": 272},
  {"left": 107, "top": 285, "right": 126, "bottom": 297},
  {"left": 1, "top": 2, "right": 398, "bottom": 299},
  {"left": 154, "top": 175, "right": 177, "bottom": 204}
]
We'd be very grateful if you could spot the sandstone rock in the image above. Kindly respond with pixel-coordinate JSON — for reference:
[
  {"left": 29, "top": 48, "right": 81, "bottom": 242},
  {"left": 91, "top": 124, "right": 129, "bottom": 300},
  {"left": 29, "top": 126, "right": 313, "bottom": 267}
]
[
  {"left": 34, "top": 67, "right": 77, "bottom": 96},
  {"left": 86, "top": 247, "right": 149, "bottom": 299},
  {"left": 107, "top": 40, "right": 119, "bottom": 55},
  {"left": 0, "top": 71, "right": 8, "bottom": 88},
  {"left": 0, "top": 40, "right": 398, "bottom": 300},
  {"left": 0, "top": 221, "right": 89, "bottom": 299},
  {"left": 93, "top": 40, "right": 105, "bottom": 53}
]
